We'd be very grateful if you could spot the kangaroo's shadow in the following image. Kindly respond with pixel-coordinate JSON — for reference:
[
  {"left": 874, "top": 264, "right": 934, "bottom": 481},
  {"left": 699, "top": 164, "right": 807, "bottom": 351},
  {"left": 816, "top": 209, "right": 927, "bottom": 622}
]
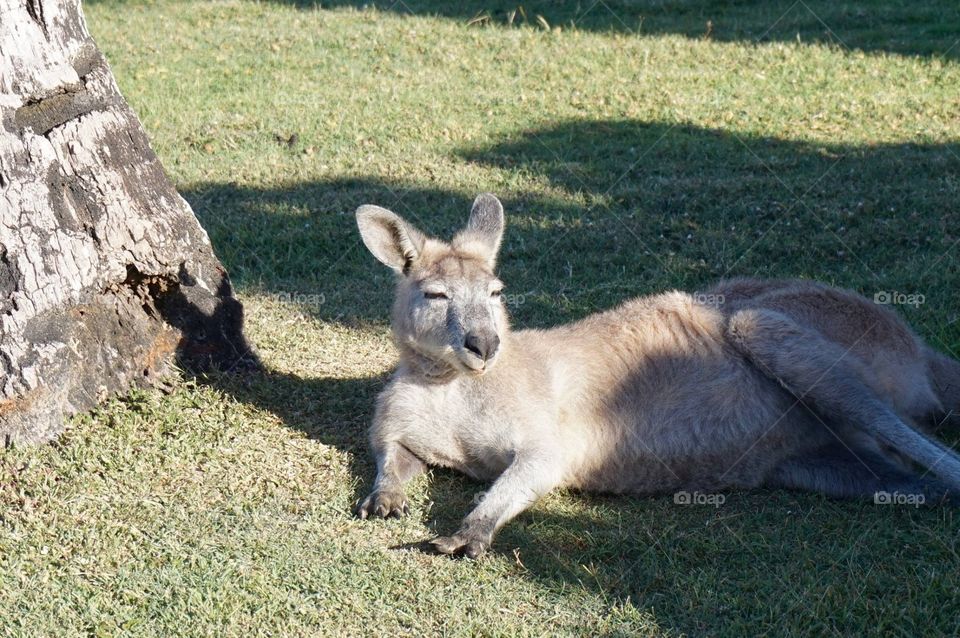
[
  {"left": 485, "top": 489, "right": 959, "bottom": 634},
  {"left": 388, "top": 474, "right": 960, "bottom": 634}
]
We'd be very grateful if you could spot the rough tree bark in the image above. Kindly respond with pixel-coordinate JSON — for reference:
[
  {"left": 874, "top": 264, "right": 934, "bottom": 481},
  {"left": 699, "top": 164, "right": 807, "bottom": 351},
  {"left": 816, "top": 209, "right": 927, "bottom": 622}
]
[{"left": 0, "top": 0, "right": 254, "bottom": 444}]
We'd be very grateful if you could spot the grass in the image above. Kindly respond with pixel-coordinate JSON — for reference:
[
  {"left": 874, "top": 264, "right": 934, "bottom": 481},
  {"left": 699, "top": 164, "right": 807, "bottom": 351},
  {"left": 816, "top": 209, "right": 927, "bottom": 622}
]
[{"left": 2, "top": 0, "right": 960, "bottom": 635}]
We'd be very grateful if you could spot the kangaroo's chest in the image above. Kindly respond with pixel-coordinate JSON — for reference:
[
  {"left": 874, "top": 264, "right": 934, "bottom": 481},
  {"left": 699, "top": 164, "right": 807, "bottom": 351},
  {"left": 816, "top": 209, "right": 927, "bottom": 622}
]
[{"left": 390, "top": 382, "right": 516, "bottom": 481}]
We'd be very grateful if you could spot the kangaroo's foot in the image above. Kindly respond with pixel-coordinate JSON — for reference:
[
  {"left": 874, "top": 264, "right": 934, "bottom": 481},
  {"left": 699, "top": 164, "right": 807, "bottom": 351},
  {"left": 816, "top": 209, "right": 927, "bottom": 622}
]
[
  {"left": 354, "top": 489, "right": 410, "bottom": 519},
  {"left": 429, "top": 530, "right": 490, "bottom": 559}
]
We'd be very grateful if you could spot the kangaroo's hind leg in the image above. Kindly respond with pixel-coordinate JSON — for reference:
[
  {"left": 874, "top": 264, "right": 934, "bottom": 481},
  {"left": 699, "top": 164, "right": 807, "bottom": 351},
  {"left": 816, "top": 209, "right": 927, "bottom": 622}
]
[
  {"left": 767, "top": 444, "right": 955, "bottom": 504},
  {"left": 727, "top": 308, "right": 960, "bottom": 495}
]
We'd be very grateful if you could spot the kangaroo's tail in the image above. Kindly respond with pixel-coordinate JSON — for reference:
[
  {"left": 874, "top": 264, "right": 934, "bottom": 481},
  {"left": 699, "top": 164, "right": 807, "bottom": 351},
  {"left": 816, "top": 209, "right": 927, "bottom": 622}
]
[{"left": 926, "top": 346, "right": 960, "bottom": 430}]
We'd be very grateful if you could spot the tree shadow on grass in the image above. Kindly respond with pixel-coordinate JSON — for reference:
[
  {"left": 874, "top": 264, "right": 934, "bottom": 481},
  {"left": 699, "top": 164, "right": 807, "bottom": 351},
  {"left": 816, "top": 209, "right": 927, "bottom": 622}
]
[
  {"left": 264, "top": 0, "right": 960, "bottom": 61},
  {"left": 196, "top": 367, "right": 388, "bottom": 506},
  {"left": 176, "top": 119, "right": 960, "bottom": 634},
  {"left": 181, "top": 120, "right": 960, "bottom": 337}
]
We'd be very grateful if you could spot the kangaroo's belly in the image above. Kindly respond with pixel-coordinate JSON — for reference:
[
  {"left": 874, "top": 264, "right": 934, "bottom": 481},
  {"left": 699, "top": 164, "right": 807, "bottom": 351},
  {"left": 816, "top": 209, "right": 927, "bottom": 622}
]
[{"left": 567, "top": 354, "right": 830, "bottom": 495}]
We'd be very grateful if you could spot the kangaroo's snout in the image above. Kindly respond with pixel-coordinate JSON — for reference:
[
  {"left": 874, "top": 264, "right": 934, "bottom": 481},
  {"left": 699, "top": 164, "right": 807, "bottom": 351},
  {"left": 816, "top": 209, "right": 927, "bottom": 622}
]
[{"left": 464, "top": 332, "right": 500, "bottom": 362}]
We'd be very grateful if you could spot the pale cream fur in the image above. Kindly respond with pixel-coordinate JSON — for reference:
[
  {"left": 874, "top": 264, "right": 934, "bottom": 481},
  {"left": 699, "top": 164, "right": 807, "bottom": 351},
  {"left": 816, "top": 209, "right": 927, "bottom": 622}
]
[{"left": 354, "top": 194, "right": 960, "bottom": 558}]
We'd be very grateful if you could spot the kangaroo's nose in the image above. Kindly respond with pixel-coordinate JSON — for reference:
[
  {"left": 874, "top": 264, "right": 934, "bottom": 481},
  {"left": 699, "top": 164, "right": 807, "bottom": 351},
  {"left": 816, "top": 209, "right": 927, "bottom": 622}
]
[{"left": 464, "top": 332, "right": 500, "bottom": 362}]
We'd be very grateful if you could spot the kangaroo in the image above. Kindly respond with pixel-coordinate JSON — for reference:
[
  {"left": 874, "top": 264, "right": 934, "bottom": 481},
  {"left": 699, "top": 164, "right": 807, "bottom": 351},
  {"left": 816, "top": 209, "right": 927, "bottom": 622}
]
[{"left": 353, "top": 193, "right": 960, "bottom": 558}]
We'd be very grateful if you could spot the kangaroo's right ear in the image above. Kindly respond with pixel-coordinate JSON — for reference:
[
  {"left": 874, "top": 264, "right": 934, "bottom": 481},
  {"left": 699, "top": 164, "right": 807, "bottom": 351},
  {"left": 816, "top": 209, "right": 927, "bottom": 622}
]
[{"left": 356, "top": 205, "right": 426, "bottom": 274}]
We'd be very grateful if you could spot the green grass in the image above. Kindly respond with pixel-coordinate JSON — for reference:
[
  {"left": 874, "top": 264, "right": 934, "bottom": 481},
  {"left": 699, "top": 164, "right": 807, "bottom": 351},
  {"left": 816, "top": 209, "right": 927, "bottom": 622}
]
[{"left": 3, "top": 1, "right": 960, "bottom": 635}]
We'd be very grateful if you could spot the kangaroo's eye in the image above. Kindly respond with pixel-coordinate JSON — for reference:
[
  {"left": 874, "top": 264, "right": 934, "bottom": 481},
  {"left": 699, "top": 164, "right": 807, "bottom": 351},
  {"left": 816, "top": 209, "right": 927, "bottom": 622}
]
[
  {"left": 491, "top": 289, "right": 503, "bottom": 298},
  {"left": 424, "top": 291, "right": 448, "bottom": 300}
]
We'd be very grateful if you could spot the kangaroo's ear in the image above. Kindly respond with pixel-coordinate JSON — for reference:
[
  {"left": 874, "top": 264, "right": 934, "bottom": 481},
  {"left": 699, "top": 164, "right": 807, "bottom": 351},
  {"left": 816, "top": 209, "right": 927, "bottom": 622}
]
[
  {"left": 356, "top": 205, "right": 426, "bottom": 274},
  {"left": 456, "top": 193, "right": 504, "bottom": 268}
]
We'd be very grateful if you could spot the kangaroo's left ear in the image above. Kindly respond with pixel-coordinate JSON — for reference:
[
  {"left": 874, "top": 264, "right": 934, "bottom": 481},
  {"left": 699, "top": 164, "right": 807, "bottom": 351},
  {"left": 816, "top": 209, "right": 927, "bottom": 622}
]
[{"left": 455, "top": 193, "right": 504, "bottom": 269}]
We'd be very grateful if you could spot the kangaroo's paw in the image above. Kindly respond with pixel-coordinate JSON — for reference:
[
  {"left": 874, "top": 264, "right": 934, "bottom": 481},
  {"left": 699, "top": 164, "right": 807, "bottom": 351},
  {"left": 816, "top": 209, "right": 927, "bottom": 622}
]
[
  {"left": 429, "top": 533, "right": 488, "bottom": 559},
  {"left": 354, "top": 489, "right": 410, "bottom": 519}
]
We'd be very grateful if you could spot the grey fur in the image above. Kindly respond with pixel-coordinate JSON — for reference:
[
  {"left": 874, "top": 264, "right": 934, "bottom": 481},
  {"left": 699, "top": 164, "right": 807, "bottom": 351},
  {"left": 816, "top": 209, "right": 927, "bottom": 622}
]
[{"left": 354, "top": 194, "right": 960, "bottom": 558}]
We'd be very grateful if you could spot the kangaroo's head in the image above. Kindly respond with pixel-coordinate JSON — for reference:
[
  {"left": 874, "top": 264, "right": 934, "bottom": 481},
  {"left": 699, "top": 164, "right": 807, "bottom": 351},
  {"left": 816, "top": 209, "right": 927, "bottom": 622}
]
[{"left": 356, "top": 193, "right": 508, "bottom": 377}]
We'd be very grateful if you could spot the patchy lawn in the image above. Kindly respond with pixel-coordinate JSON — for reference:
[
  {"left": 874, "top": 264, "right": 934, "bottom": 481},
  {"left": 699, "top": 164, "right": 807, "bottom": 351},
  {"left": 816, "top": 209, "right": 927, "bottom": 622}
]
[{"left": 2, "top": 1, "right": 959, "bottom": 635}]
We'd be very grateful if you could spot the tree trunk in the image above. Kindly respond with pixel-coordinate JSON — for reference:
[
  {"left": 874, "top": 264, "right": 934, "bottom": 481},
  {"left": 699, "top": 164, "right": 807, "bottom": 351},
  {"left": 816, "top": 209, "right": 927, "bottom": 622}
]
[{"left": 0, "top": 0, "right": 254, "bottom": 444}]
